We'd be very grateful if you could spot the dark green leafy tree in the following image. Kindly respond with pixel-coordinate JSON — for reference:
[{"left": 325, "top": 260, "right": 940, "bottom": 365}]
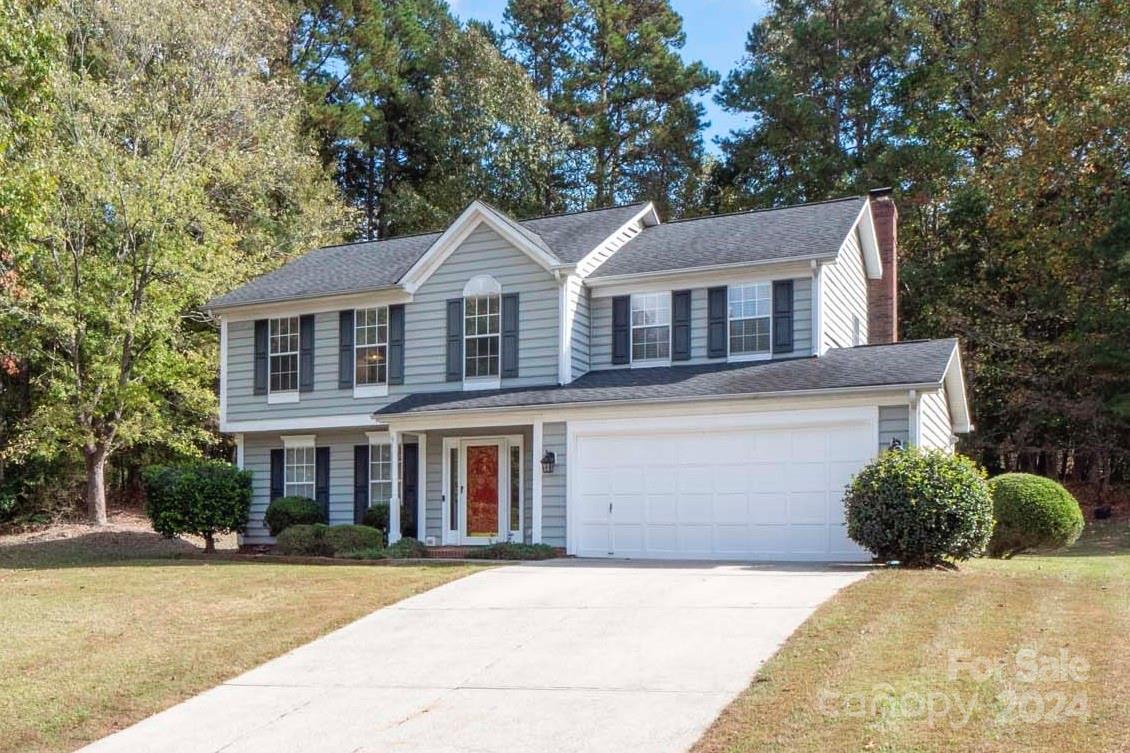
[{"left": 290, "top": 0, "right": 567, "bottom": 239}]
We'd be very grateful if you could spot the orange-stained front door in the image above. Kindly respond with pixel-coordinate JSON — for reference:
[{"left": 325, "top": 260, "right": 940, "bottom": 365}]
[{"left": 465, "top": 442, "right": 500, "bottom": 537}]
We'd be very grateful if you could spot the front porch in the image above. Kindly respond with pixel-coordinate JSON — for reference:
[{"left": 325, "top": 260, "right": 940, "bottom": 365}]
[{"left": 383, "top": 419, "right": 566, "bottom": 550}]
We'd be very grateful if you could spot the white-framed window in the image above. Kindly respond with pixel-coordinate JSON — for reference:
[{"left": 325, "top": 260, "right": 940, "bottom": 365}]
[
  {"left": 355, "top": 306, "right": 388, "bottom": 385},
  {"left": 464, "top": 295, "right": 500, "bottom": 378},
  {"left": 631, "top": 292, "right": 670, "bottom": 362},
  {"left": 728, "top": 283, "right": 771, "bottom": 358},
  {"left": 284, "top": 445, "right": 315, "bottom": 499},
  {"left": 369, "top": 442, "right": 392, "bottom": 506},
  {"left": 269, "top": 316, "right": 300, "bottom": 392}
]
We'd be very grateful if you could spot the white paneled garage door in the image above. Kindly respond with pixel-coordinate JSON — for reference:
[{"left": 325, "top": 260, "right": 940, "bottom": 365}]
[{"left": 570, "top": 410, "right": 875, "bottom": 561}]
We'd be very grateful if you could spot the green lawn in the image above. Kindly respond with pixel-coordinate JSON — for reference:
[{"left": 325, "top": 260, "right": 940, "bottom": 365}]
[
  {"left": 693, "top": 520, "right": 1130, "bottom": 753},
  {"left": 0, "top": 531, "right": 484, "bottom": 753}
]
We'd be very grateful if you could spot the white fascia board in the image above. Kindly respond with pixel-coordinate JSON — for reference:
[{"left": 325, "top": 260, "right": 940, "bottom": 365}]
[
  {"left": 375, "top": 383, "right": 940, "bottom": 432},
  {"left": 853, "top": 200, "right": 883, "bottom": 279},
  {"left": 221, "top": 413, "right": 379, "bottom": 434},
  {"left": 586, "top": 257, "right": 832, "bottom": 295},
  {"left": 216, "top": 288, "right": 413, "bottom": 322},
  {"left": 942, "top": 344, "right": 974, "bottom": 433},
  {"left": 400, "top": 201, "right": 570, "bottom": 293},
  {"left": 572, "top": 202, "right": 659, "bottom": 279}
]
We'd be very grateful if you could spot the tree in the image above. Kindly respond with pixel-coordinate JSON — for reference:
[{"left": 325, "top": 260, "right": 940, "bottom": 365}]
[
  {"left": 505, "top": 0, "right": 717, "bottom": 215},
  {"left": 11, "top": 0, "right": 348, "bottom": 524},
  {"left": 290, "top": 0, "right": 566, "bottom": 239},
  {"left": 712, "top": 0, "right": 907, "bottom": 209},
  {"left": 143, "top": 461, "right": 253, "bottom": 553}
]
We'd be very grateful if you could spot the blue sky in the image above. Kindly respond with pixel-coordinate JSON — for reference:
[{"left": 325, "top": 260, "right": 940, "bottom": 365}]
[{"left": 448, "top": 0, "right": 770, "bottom": 152}]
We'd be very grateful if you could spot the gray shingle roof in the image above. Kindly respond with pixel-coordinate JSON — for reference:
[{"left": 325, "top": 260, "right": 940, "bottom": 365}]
[
  {"left": 207, "top": 202, "right": 649, "bottom": 309},
  {"left": 374, "top": 339, "right": 958, "bottom": 416},
  {"left": 588, "top": 196, "right": 866, "bottom": 278}
]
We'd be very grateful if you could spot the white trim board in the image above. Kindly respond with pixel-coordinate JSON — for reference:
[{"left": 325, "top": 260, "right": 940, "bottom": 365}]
[{"left": 222, "top": 413, "right": 380, "bottom": 434}]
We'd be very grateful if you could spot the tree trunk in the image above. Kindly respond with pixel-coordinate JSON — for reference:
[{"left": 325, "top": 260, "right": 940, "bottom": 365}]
[
  {"left": 84, "top": 443, "right": 109, "bottom": 526},
  {"left": 203, "top": 531, "right": 215, "bottom": 553}
]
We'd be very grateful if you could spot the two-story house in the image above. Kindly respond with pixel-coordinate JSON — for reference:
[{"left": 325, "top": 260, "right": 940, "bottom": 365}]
[{"left": 207, "top": 188, "right": 970, "bottom": 561}]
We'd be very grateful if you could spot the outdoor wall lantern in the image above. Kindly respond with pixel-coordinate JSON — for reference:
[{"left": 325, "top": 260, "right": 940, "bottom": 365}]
[
  {"left": 889, "top": 437, "right": 903, "bottom": 451},
  {"left": 541, "top": 450, "right": 557, "bottom": 474}
]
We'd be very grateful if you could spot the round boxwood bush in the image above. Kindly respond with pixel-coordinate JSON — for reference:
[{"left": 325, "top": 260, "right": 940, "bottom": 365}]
[
  {"left": 264, "top": 496, "right": 325, "bottom": 537},
  {"left": 323, "top": 524, "right": 385, "bottom": 554},
  {"left": 844, "top": 447, "right": 993, "bottom": 567},
  {"left": 274, "top": 523, "right": 330, "bottom": 556},
  {"left": 143, "top": 461, "right": 252, "bottom": 552},
  {"left": 987, "top": 473, "right": 1084, "bottom": 558},
  {"left": 386, "top": 536, "right": 429, "bottom": 559},
  {"left": 361, "top": 504, "right": 389, "bottom": 532}
]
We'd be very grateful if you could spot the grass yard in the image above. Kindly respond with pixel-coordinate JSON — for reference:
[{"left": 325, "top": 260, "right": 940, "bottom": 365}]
[
  {"left": 0, "top": 528, "right": 484, "bottom": 753},
  {"left": 694, "top": 519, "right": 1130, "bottom": 753}
]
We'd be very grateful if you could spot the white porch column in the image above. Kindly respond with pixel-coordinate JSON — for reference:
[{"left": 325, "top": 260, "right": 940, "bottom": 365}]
[
  {"left": 531, "top": 418, "right": 543, "bottom": 544},
  {"left": 388, "top": 428, "right": 401, "bottom": 544},
  {"left": 416, "top": 432, "right": 427, "bottom": 543},
  {"left": 234, "top": 433, "right": 244, "bottom": 469}
]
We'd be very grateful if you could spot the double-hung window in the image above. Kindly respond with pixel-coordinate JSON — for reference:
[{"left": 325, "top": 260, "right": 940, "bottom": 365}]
[
  {"left": 284, "top": 445, "right": 315, "bottom": 499},
  {"left": 728, "top": 283, "right": 771, "bottom": 358},
  {"left": 464, "top": 295, "right": 500, "bottom": 378},
  {"left": 631, "top": 292, "right": 670, "bottom": 362},
  {"left": 269, "top": 316, "right": 300, "bottom": 393},
  {"left": 355, "top": 306, "right": 388, "bottom": 386},
  {"left": 369, "top": 442, "right": 392, "bottom": 507}
]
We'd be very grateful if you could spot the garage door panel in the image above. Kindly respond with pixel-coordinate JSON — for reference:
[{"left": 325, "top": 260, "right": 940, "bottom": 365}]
[
  {"left": 646, "top": 494, "right": 678, "bottom": 523},
  {"left": 750, "top": 493, "right": 788, "bottom": 524},
  {"left": 572, "top": 417, "right": 873, "bottom": 561},
  {"left": 789, "top": 492, "right": 828, "bottom": 524},
  {"left": 714, "top": 494, "right": 748, "bottom": 523}
]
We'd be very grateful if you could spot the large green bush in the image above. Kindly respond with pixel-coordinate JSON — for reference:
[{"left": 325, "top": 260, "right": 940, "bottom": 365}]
[
  {"left": 143, "top": 461, "right": 252, "bottom": 552},
  {"left": 987, "top": 473, "right": 1084, "bottom": 558},
  {"left": 464, "top": 542, "right": 559, "bottom": 560},
  {"left": 264, "top": 496, "right": 325, "bottom": 537},
  {"left": 274, "top": 523, "right": 330, "bottom": 556},
  {"left": 323, "top": 524, "right": 385, "bottom": 553},
  {"left": 361, "top": 504, "right": 389, "bottom": 532},
  {"left": 844, "top": 447, "right": 993, "bottom": 567},
  {"left": 386, "top": 537, "right": 429, "bottom": 559}
]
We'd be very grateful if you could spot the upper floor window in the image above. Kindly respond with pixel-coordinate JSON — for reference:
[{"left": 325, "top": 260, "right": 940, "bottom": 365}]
[
  {"left": 269, "top": 316, "right": 300, "bottom": 392},
  {"left": 464, "top": 275, "right": 501, "bottom": 379},
  {"left": 631, "top": 292, "right": 670, "bottom": 362},
  {"left": 355, "top": 306, "right": 388, "bottom": 385},
  {"left": 728, "top": 283, "right": 771, "bottom": 358}
]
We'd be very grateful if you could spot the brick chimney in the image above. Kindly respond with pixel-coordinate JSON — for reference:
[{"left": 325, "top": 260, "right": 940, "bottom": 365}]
[{"left": 867, "top": 187, "right": 898, "bottom": 343}]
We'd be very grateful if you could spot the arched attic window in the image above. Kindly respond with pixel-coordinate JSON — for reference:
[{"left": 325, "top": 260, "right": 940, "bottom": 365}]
[{"left": 463, "top": 275, "right": 501, "bottom": 379}]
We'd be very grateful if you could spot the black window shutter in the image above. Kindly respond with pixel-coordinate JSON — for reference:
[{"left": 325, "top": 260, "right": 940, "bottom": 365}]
[
  {"left": 253, "top": 319, "right": 269, "bottom": 395},
  {"left": 353, "top": 445, "right": 369, "bottom": 523},
  {"left": 501, "top": 293, "right": 519, "bottom": 378},
  {"left": 707, "top": 286, "right": 728, "bottom": 358},
  {"left": 269, "top": 449, "right": 284, "bottom": 502},
  {"left": 299, "top": 314, "right": 315, "bottom": 392},
  {"left": 772, "top": 280, "right": 795, "bottom": 354},
  {"left": 445, "top": 298, "right": 463, "bottom": 382},
  {"left": 671, "top": 290, "right": 692, "bottom": 361},
  {"left": 611, "top": 295, "right": 630, "bottom": 365},
  {"left": 388, "top": 304, "right": 405, "bottom": 386},
  {"left": 315, "top": 446, "right": 330, "bottom": 520},
  {"left": 338, "top": 310, "right": 354, "bottom": 389}
]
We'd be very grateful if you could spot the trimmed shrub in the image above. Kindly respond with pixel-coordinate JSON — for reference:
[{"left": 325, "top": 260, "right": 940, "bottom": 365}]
[
  {"left": 323, "top": 524, "right": 385, "bottom": 554},
  {"left": 275, "top": 523, "right": 330, "bottom": 556},
  {"left": 336, "top": 547, "right": 388, "bottom": 560},
  {"left": 361, "top": 504, "right": 389, "bottom": 532},
  {"left": 465, "top": 542, "right": 559, "bottom": 560},
  {"left": 987, "top": 473, "right": 1084, "bottom": 558},
  {"left": 264, "top": 496, "right": 325, "bottom": 537},
  {"left": 143, "top": 461, "right": 252, "bottom": 552},
  {"left": 844, "top": 447, "right": 993, "bottom": 567},
  {"left": 386, "top": 537, "right": 429, "bottom": 559}
]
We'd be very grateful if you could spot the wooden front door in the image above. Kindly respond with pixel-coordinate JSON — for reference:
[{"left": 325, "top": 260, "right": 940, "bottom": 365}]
[{"left": 459, "top": 439, "right": 505, "bottom": 542}]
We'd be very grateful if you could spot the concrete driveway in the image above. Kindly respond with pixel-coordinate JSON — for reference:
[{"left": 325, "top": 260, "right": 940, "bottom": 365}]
[{"left": 82, "top": 560, "right": 866, "bottom": 753}]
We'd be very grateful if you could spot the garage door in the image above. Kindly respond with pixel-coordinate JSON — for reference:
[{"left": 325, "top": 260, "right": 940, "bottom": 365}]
[{"left": 571, "top": 415, "right": 874, "bottom": 561}]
